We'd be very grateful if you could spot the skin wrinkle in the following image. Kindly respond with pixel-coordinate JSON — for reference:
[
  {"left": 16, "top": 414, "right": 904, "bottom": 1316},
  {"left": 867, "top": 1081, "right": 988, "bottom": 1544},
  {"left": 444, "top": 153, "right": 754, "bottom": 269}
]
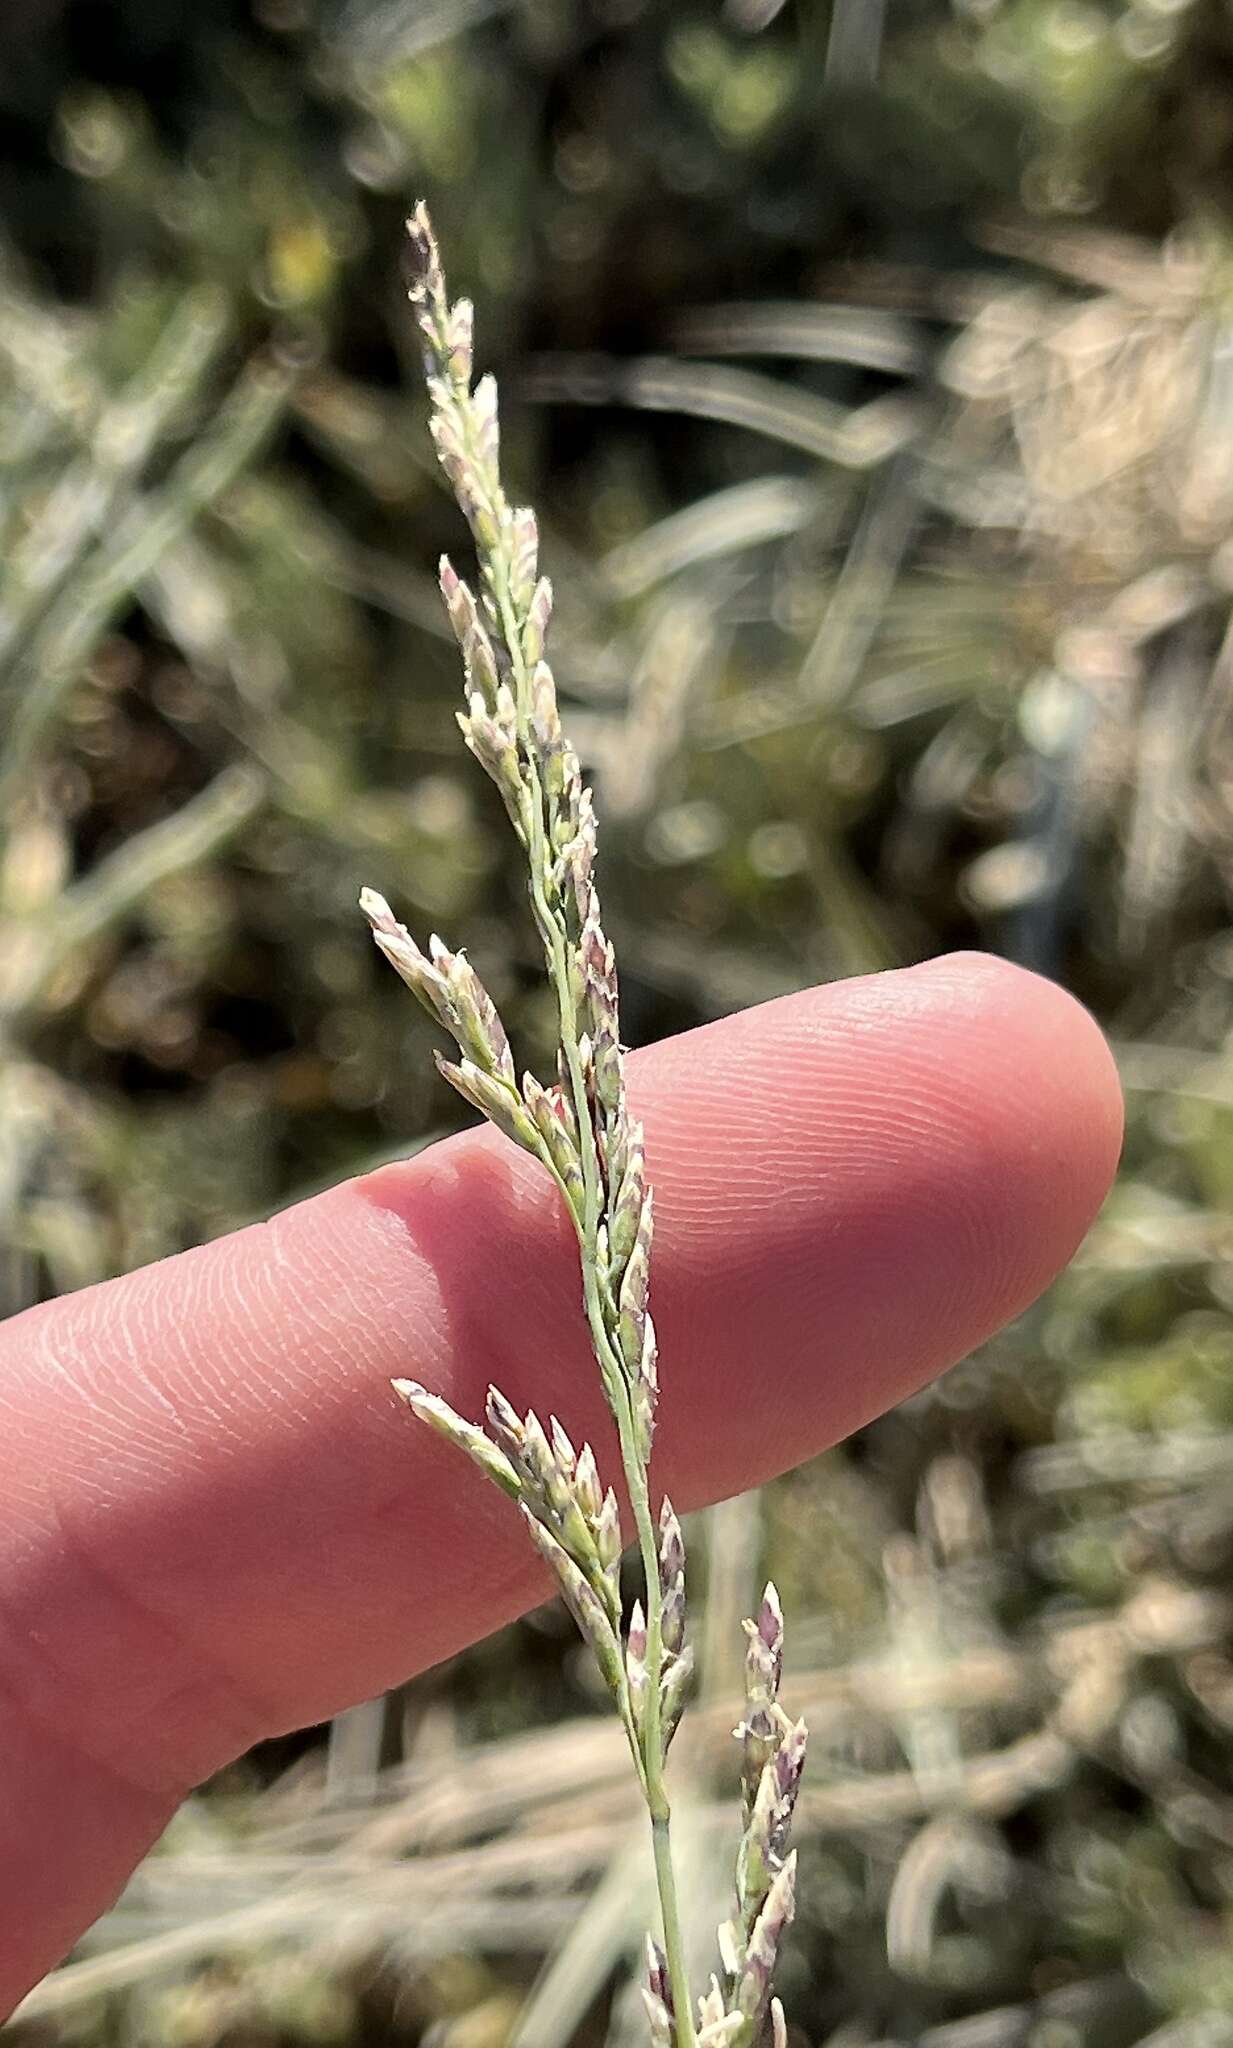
[
  {"left": 260, "top": 1207, "right": 379, "bottom": 1397},
  {"left": 0, "top": 1662, "right": 182, "bottom": 1824},
  {"left": 0, "top": 1266, "right": 379, "bottom": 1753},
  {"left": 99, "top": 1289, "right": 188, "bottom": 1430},
  {"left": 263, "top": 1181, "right": 434, "bottom": 1392},
  {"left": 203, "top": 1225, "right": 374, "bottom": 1448},
  {"left": 164, "top": 1272, "right": 511, "bottom": 1681},
  {"left": 22, "top": 1346, "right": 198, "bottom": 1509},
  {"left": 41, "top": 1306, "right": 231, "bottom": 1491},
  {"left": 136, "top": 1254, "right": 255, "bottom": 1457},
  {"left": 204, "top": 1239, "right": 306, "bottom": 1426},
  {"left": 0, "top": 1460, "right": 267, "bottom": 1791},
  {"left": 56, "top": 1263, "right": 194, "bottom": 1421},
  {"left": 759, "top": 1080, "right": 1030, "bottom": 1310},
  {"left": 0, "top": 1684, "right": 181, "bottom": 2020}
]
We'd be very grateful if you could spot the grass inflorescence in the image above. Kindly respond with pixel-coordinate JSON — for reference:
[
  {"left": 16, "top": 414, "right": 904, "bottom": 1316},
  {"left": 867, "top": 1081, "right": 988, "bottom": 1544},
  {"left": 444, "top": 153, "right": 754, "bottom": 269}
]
[{"left": 361, "top": 204, "right": 805, "bottom": 2048}]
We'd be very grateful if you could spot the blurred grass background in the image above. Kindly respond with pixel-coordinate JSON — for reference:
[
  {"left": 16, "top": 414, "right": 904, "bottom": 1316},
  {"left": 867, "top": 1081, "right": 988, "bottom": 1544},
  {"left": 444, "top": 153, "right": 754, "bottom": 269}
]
[{"left": 7, "top": 0, "right": 1233, "bottom": 2042}]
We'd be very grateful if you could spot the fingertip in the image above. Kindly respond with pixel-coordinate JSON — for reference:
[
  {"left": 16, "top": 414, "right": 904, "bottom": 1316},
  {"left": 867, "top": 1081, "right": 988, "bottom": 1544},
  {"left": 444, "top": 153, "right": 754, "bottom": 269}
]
[
  {"left": 630, "top": 949, "right": 1124, "bottom": 1496},
  {"left": 850, "top": 948, "right": 1124, "bottom": 1362},
  {"left": 903, "top": 948, "right": 1124, "bottom": 1239}
]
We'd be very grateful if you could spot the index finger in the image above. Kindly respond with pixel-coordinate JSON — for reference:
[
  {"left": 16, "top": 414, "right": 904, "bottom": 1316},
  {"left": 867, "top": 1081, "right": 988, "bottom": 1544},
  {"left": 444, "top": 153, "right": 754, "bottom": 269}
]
[{"left": 0, "top": 952, "right": 1121, "bottom": 2009}]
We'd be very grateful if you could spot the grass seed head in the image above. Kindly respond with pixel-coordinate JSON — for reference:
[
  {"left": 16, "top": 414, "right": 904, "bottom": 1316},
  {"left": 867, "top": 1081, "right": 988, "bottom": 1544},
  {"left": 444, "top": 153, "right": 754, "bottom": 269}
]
[{"left": 369, "top": 204, "right": 803, "bottom": 2048}]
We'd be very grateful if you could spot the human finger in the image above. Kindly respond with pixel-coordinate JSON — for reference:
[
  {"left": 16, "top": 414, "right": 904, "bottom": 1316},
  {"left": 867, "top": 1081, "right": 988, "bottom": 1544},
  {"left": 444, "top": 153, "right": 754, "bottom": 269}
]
[{"left": 0, "top": 953, "right": 1121, "bottom": 2010}]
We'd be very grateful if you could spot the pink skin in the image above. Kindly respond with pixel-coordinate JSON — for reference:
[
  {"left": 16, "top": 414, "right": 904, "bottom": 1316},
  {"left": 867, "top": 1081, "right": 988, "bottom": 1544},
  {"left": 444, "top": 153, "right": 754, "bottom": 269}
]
[{"left": 0, "top": 953, "right": 1123, "bottom": 2015}]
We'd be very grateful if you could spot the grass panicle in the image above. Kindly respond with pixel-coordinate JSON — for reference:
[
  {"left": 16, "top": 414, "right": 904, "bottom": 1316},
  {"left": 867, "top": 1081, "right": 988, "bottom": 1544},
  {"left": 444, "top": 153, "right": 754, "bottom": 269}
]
[{"left": 363, "top": 204, "right": 804, "bottom": 2048}]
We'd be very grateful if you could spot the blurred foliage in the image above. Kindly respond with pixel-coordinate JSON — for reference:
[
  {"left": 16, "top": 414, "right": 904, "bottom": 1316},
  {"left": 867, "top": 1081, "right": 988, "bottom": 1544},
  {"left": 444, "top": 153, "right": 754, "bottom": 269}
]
[{"left": 10, "top": 0, "right": 1233, "bottom": 2045}]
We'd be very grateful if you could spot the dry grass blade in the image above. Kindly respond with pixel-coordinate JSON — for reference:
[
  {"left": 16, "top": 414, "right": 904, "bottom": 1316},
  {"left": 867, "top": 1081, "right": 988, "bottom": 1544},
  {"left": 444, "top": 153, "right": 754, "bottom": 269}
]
[
  {"left": 523, "top": 352, "right": 920, "bottom": 469},
  {"left": 509, "top": 1829, "right": 653, "bottom": 2048},
  {"left": 601, "top": 478, "right": 821, "bottom": 600},
  {"left": 671, "top": 304, "right": 922, "bottom": 377},
  {"left": 0, "top": 285, "right": 230, "bottom": 680},
  {"left": 332, "top": 0, "right": 520, "bottom": 68},
  {"left": 0, "top": 355, "right": 295, "bottom": 811},
  {"left": 825, "top": 0, "right": 889, "bottom": 84},
  {"left": 800, "top": 456, "right": 921, "bottom": 707},
  {"left": 0, "top": 763, "right": 266, "bottom": 1019}
]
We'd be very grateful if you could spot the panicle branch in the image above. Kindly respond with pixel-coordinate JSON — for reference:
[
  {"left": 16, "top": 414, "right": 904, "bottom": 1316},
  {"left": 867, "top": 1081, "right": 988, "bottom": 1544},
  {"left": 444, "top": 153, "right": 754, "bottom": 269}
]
[{"left": 699, "top": 1584, "right": 805, "bottom": 2048}]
